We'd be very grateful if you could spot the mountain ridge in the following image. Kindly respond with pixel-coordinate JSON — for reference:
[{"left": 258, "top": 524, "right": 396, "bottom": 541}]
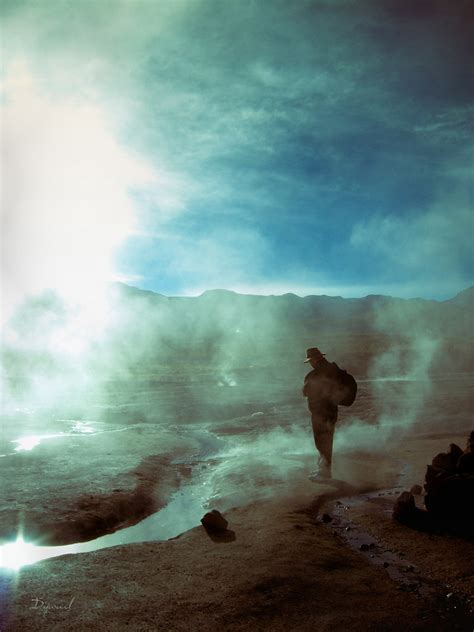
[{"left": 114, "top": 282, "right": 474, "bottom": 305}]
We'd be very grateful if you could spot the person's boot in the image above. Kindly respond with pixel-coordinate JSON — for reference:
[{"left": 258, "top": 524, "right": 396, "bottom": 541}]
[{"left": 309, "top": 458, "right": 332, "bottom": 481}]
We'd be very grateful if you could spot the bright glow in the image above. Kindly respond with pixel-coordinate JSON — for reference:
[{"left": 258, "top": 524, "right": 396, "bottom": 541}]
[
  {"left": 1, "top": 536, "right": 40, "bottom": 570},
  {"left": 13, "top": 433, "right": 65, "bottom": 452},
  {"left": 13, "top": 436, "right": 41, "bottom": 452},
  {"left": 70, "top": 421, "right": 95, "bottom": 434},
  {"left": 0, "top": 535, "right": 83, "bottom": 570},
  {"left": 1, "top": 61, "right": 157, "bottom": 328}
]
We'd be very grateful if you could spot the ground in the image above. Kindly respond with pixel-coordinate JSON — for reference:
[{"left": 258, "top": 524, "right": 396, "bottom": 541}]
[{"left": 2, "top": 431, "right": 473, "bottom": 631}]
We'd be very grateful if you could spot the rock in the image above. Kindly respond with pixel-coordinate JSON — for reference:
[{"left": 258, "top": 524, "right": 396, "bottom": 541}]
[
  {"left": 423, "top": 432, "right": 474, "bottom": 523},
  {"left": 458, "top": 451, "right": 474, "bottom": 474},
  {"left": 431, "top": 452, "right": 456, "bottom": 473},
  {"left": 201, "top": 509, "right": 228, "bottom": 532},
  {"left": 359, "top": 543, "right": 370, "bottom": 551},
  {"left": 449, "top": 443, "right": 463, "bottom": 461},
  {"left": 424, "top": 473, "right": 474, "bottom": 519},
  {"left": 321, "top": 513, "right": 332, "bottom": 523},
  {"left": 466, "top": 431, "right": 474, "bottom": 451},
  {"left": 393, "top": 492, "right": 416, "bottom": 524},
  {"left": 410, "top": 484, "right": 423, "bottom": 495}
]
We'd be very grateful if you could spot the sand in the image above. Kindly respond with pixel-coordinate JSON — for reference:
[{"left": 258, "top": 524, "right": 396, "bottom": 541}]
[{"left": 2, "top": 431, "right": 473, "bottom": 631}]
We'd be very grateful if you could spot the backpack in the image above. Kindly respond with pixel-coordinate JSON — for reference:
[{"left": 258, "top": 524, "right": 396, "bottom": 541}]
[{"left": 334, "top": 368, "right": 358, "bottom": 407}]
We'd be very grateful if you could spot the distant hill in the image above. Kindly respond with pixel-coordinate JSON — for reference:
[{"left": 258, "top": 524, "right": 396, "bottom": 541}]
[
  {"left": 106, "top": 284, "right": 474, "bottom": 376},
  {"left": 2, "top": 283, "right": 473, "bottom": 402}
]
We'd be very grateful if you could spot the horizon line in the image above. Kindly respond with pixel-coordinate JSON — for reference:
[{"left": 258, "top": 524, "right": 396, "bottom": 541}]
[{"left": 114, "top": 281, "right": 474, "bottom": 303}]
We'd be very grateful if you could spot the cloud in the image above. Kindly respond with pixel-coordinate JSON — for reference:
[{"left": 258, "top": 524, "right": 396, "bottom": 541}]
[
  {"left": 350, "top": 201, "right": 473, "bottom": 294},
  {"left": 147, "top": 226, "right": 270, "bottom": 295}
]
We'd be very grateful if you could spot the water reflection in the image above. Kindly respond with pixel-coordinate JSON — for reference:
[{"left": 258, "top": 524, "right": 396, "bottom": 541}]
[
  {"left": 0, "top": 481, "right": 209, "bottom": 570},
  {"left": 14, "top": 434, "right": 63, "bottom": 452},
  {"left": 11, "top": 420, "right": 132, "bottom": 454}
]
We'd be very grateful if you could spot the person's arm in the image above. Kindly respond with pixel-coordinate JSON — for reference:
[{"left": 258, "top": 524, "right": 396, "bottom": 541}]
[{"left": 303, "top": 371, "right": 317, "bottom": 397}]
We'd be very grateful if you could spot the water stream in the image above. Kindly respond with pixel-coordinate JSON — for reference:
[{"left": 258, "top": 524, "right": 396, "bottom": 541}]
[
  {"left": 0, "top": 428, "right": 226, "bottom": 571},
  {"left": 0, "top": 478, "right": 210, "bottom": 570}
]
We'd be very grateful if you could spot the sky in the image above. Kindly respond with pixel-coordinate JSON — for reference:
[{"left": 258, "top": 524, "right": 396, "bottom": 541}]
[{"left": 1, "top": 0, "right": 473, "bottom": 311}]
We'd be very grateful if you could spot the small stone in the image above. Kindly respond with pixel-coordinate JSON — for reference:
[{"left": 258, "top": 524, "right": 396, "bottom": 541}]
[
  {"left": 446, "top": 592, "right": 454, "bottom": 599},
  {"left": 410, "top": 484, "right": 423, "bottom": 495},
  {"left": 359, "top": 543, "right": 370, "bottom": 551},
  {"left": 393, "top": 492, "right": 416, "bottom": 523},
  {"left": 201, "top": 509, "right": 228, "bottom": 532},
  {"left": 345, "top": 526, "right": 352, "bottom": 532},
  {"left": 321, "top": 513, "right": 332, "bottom": 523}
]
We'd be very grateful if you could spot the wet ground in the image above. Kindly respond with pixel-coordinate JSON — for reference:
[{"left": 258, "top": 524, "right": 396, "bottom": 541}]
[{"left": 327, "top": 490, "right": 473, "bottom": 622}]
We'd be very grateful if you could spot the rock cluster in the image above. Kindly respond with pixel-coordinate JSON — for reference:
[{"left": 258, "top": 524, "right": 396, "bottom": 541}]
[
  {"left": 393, "top": 431, "right": 474, "bottom": 530},
  {"left": 424, "top": 432, "right": 474, "bottom": 520}
]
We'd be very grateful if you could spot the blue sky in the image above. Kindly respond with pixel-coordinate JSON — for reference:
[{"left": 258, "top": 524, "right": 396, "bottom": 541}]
[{"left": 2, "top": 0, "right": 473, "bottom": 302}]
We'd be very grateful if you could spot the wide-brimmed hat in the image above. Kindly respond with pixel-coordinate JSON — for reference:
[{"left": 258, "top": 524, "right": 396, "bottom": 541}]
[{"left": 304, "top": 347, "right": 326, "bottom": 363}]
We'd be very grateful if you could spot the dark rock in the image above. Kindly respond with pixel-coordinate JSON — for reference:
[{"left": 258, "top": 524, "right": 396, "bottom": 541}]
[
  {"left": 466, "top": 431, "right": 474, "bottom": 451},
  {"left": 410, "top": 484, "right": 423, "bottom": 495},
  {"left": 201, "top": 509, "right": 228, "bottom": 532},
  {"left": 423, "top": 432, "right": 474, "bottom": 524},
  {"left": 449, "top": 443, "right": 463, "bottom": 461},
  {"left": 383, "top": 562, "right": 389, "bottom": 568},
  {"left": 321, "top": 513, "right": 332, "bottom": 523},
  {"left": 432, "top": 452, "right": 457, "bottom": 473},
  {"left": 457, "top": 451, "right": 474, "bottom": 474},
  {"left": 424, "top": 473, "right": 474, "bottom": 519},
  {"left": 359, "top": 543, "right": 370, "bottom": 551},
  {"left": 393, "top": 492, "right": 416, "bottom": 524}
]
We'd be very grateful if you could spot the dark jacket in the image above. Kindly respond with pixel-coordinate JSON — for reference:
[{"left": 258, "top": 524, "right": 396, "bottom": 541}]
[{"left": 303, "top": 358, "right": 341, "bottom": 415}]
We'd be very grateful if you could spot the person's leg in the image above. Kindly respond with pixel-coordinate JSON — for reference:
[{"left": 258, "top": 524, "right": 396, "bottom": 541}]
[{"left": 311, "top": 411, "right": 336, "bottom": 476}]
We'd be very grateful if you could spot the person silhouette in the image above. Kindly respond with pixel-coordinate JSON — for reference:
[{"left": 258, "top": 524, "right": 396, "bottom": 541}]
[{"left": 302, "top": 347, "right": 348, "bottom": 478}]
